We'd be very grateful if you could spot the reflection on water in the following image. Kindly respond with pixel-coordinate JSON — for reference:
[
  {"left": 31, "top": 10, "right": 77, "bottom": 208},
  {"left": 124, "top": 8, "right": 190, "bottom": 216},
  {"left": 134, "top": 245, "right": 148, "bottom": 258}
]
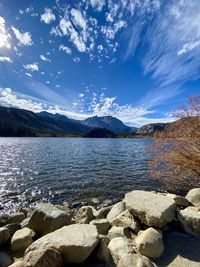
[{"left": 0, "top": 137, "right": 158, "bottom": 213}]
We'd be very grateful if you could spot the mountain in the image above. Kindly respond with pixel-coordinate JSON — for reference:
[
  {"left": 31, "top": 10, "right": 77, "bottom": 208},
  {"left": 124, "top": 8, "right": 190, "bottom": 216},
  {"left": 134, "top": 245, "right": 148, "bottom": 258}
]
[
  {"left": 0, "top": 106, "right": 90, "bottom": 137},
  {"left": 82, "top": 115, "right": 133, "bottom": 134},
  {"left": 137, "top": 123, "right": 169, "bottom": 135}
]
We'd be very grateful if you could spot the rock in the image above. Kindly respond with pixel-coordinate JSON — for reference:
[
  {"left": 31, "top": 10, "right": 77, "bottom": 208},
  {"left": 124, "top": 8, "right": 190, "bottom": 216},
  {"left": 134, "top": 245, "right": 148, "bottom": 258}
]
[
  {"left": 29, "top": 203, "right": 72, "bottom": 235},
  {"left": 75, "top": 206, "right": 95, "bottom": 224},
  {"left": 135, "top": 227, "right": 164, "bottom": 259},
  {"left": 90, "top": 219, "right": 110, "bottom": 235},
  {"left": 90, "top": 197, "right": 100, "bottom": 205},
  {"left": 155, "top": 231, "right": 200, "bottom": 267},
  {"left": 0, "top": 251, "right": 12, "bottom": 267},
  {"left": 107, "top": 201, "right": 126, "bottom": 222},
  {"left": 20, "top": 218, "right": 30, "bottom": 228},
  {"left": 186, "top": 188, "right": 200, "bottom": 207},
  {"left": 166, "top": 193, "right": 189, "bottom": 207},
  {"left": 177, "top": 206, "right": 200, "bottom": 236},
  {"left": 0, "top": 214, "right": 10, "bottom": 226},
  {"left": 20, "top": 208, "right": 29, "bottom": 217},
  {"left": 6, "top": 223, "right": 21, "bottom": 236},
  {"left": 101, "top": 199, "right": 113, "bottom": 207},
  {"left": 108, "top": 226, "right": 131, "bottom": 239},
  {"left": 124, "top": 190, "right": 176, "bottom": 227},
  {"left": 108, "top": 237, "right": 134, "bottom": 265},
  {"left": 8, "top": 262, "right": 25, "bottom": 267},
  {"left": 97, "top": 236, "right": 112, "bottom": 263},
  {"left": 25, "top": 224, "right": 99, "bottom": 263},
  {"left": 9, "top": 213, "right": 25, "bottom": 224},
  {"left": 0, "top": 227, "right": 10, "bottom": 246},
  {"left": 24, "top": 248, "right": 63, "bottom": 267},
  {"left": 96, "top": 206, "right": 112, "bottom": 219},
  {"left": 110, "top": 210, "right": 140, "bottom": 233},
  {"left": 118, "top": 254, "right": 157, "bottom": 267},
  {"left": 11, "top": 227, "right": 34, "bottom": 252}
]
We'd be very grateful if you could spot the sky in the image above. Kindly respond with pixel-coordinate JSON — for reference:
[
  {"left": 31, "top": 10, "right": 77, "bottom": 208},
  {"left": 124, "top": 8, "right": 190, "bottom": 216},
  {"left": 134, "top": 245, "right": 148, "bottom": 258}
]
[{"left": 0, "top": 0, "right": 199, "bottom": 126}]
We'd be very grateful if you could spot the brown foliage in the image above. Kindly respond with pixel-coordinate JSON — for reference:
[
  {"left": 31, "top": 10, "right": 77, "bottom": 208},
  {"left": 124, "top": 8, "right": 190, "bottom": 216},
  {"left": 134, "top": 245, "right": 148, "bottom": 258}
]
[{"left": 149, "top": 96, "right": 200, "bottom": 192}]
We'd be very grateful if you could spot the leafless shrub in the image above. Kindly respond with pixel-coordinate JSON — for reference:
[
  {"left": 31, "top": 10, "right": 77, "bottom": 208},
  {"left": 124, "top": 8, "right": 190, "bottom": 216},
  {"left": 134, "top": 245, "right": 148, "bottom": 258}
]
[{"left": 149, "top": 96, "right": 200, "bottom": 192}]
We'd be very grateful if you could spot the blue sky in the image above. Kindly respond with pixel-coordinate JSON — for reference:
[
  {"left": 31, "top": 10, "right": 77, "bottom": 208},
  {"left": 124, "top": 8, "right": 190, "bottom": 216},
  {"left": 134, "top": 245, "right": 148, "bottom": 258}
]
[{"left": 0, "top": 0, "right": 199, "bottom": 126}]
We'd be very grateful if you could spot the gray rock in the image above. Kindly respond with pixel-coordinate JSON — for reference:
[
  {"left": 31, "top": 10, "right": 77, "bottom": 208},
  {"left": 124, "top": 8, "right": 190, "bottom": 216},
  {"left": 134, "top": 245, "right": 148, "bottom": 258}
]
[
  {"left": 11, "top": 227, "right": 34, "bottom": 252},
  {"left": 97, "top": 236, "right": 112, "bottom": 263},
  {"left": 155, "top": 231, "right": 200, "bottom": 267},
  {"left": 0, "top": 227, "right": 10, "bottom": 246},
  {"left": 0, "top": 251, "right": 12, "bottom": 267},
  {"left": 90, "top": 219, "right": 110, "bottom": 235},
  {"left": 118, "top": 254, "right": 157, "bottom": 267},
  {"left": 186, "top": 188, "right": 200, "bottom": 207},
  {"left": 96, "top": 206, "right": 112, "bottom": 219},
  {"left": 107, "top": 202, "right": 126, "bottom": 222},
  {"left": 165, "top": 193, "right": 189, "bottom": 207},
  {"left": 178, "top": 206, "right": 200, "bottom": 236},
  {"left": 135, "top": 227, "right": 164, "bottom": 259},
  {"left": 108, "top": 237, "right": 134, "bottom": 266},
  {"left": 108, "top": 226, "right": 131, "bottom": 240},
  {"left": 25, "top": 224, "right": 99, "bottom": 263},
  {"left": 24, "top": 248, "right": 63, "bottom": 267},
  {"left": 0, "top": 214, "right": 10, "bottom": 227},
  {"left": 6, "top": 223, "right": 21, "bottom": 236},
  {"left": 7, "top": 261, "right": 24, "bottom": 267},
  {"left": 110, "top": 210, "right": 140, "bottom": 233},
  {"left": 9, "top": 213, "right": 25, "bottom": 224},
  {"left": 125, "top": 190, "right": 176, "bottom": 227},
  {"left": 75, "top": 206, "right": 95, "bottom": 224},
  {"left": 29, "top": 203, "right": 72, "bottom": 236},
  {"left": 20, "top": 218, "right": 31, "bottom": 228},
  {"left": 101, "top": 199, "right": 113, "bottom": 207}
]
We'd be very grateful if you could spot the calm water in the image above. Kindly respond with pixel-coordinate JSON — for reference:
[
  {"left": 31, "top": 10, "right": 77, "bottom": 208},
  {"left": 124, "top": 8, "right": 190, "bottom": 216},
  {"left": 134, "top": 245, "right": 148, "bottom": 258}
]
[{"left": 0, "top": 137, "right": 158, "bottom": 213}]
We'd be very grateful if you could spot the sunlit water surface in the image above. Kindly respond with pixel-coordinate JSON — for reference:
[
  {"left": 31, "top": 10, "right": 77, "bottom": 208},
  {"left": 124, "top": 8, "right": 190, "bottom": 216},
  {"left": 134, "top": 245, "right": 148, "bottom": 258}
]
[{"left": 0, "top": 137, "right": 159, "bottom": 213}]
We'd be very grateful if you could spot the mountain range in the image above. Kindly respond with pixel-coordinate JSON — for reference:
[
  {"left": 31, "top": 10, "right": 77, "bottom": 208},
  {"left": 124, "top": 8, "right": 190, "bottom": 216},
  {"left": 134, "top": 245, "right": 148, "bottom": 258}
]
[{"left": 0, "top": 106, "right": 168, "bottom": 137}]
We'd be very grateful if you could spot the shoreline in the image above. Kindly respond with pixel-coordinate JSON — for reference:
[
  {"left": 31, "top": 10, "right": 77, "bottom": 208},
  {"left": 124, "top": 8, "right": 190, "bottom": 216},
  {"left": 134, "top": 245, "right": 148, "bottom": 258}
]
[{"left": 0, "top": 188, "right": 200, "bottom": 267}]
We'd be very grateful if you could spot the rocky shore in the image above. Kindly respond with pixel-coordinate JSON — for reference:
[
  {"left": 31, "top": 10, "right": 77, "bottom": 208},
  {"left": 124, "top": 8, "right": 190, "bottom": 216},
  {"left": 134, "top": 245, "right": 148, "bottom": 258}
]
[{"left": 1, "top": 188, "right": 200, "bottom": 267}]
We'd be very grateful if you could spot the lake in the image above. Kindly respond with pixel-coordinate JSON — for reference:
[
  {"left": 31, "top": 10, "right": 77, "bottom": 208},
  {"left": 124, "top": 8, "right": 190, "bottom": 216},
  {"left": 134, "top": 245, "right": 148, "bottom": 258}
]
[{"left": 0, "top": 137, "right": 159, "bottom": 213}]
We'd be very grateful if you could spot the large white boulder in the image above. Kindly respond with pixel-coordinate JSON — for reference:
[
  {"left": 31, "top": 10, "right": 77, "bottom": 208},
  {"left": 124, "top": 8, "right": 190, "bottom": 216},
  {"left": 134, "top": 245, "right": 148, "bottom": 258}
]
[
  {"left": 108, "top": 226, "right": 131, "bottom": 239},
  {"left": 11, "top": 227, "right": 34, "bottom": 252},
  {"left": 108, "top": 237, "right": 133, "bottom": 265},
  {"left": 29, "top": 203, "right": 72, "bottom": 235},
  {"left": 24, "top": 248, "right": 63, "bottom": 267},
  {"left": 178, "top": 206, "right": 200, "bottom": 236},
  {"left": 25, "top": 224, "right": 99, "bottom": 263},
  {"left": 135, "top": 228, "right": 164, "bottom": 259},
  {"left": 124, "top": 190, "right": 176, "bottom": 227},
  {"left": 186, "top": 188, "right": 200, "bottom": 207},
  {"left": 110, "top": 210, "right": 140, "bottom": 233},
  {"left": 107, "top": 202, "right": 126, "bottom": 222},
  {"left": 118, "top": 254, "right": 157, "bottom": 267}
]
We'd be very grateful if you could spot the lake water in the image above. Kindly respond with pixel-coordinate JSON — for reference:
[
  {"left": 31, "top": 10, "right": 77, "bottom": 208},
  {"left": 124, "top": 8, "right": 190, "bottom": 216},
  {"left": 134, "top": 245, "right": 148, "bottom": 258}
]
[{"left": 0, "top": 137, "right": 159, "bottom": 213}]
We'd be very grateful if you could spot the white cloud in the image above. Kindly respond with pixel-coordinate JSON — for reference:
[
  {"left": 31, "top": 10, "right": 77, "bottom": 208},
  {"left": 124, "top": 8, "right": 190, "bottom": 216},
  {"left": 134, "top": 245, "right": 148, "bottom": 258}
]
[
  {"left": 0, "top": 56, "right": 12, "bottom": 63},
  {"left": 25, "top": 73, "right": 32, "bottom": 77},
  {"left": 71, "top": 9, "right": 86, "bottom": 30},
  {"left": 0, "top": 16, "right": 11, "bottom": 48},
  {"left": 12, "top": 26, "right": 33, "bottom": 46},
  {"left": 23, "top": 63, "right": 39, "bottom": 72},
  {"left": 59, "top": 18, "right": 86, "bottom": 52},
  {"left": 40, "top": 8, "right": 56, "bottom": 24},
  {"left": 141, "top": 0, "right": 200, "bottom": 85},
  {"left": 177, "top": 40, "right": 200, "bottom": 56},
  {"left": 59, "top": 44, "right": 72, "bottom": 54},
  {"left": 40, "top": 55, "right": 51, "bottom": 62},
  {"left": 73, "top": 56, "right": 80, "bottom": 63},
  {"left": 90, "top": 0, "right": 105, "bottom": 12},
  {"left": 78, "top": 93, "right": 84, "bottom": 98}
]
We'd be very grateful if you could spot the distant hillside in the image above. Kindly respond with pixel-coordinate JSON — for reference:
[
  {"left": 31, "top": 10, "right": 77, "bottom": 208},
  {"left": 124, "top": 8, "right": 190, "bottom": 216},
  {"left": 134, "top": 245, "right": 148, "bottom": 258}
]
[
  {"left": 0, "top": 106, "right": 171, "bottom": 137},
  {"left": 0, "top": 106, "right": 90, "bottom": 137},
  {"left": 137, "top": 123, "right": 169, "bottom": 135},
  {"left": 82, "top": 115, "right": 133, "bottom": 134}
]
